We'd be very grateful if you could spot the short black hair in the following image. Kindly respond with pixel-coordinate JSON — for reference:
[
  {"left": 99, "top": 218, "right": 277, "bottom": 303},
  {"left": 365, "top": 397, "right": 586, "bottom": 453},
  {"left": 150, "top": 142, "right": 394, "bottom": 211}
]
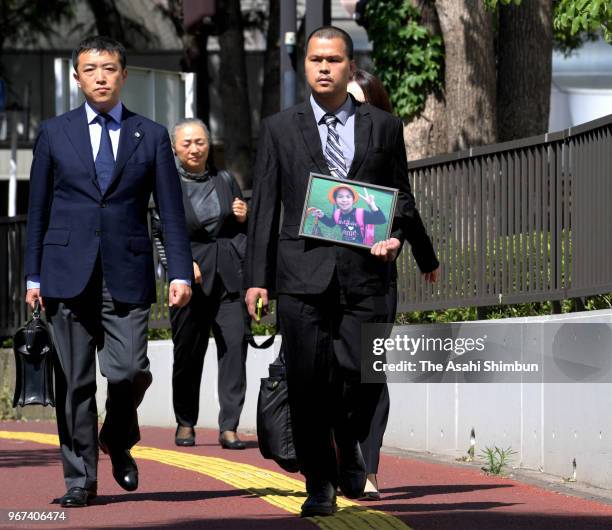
[
  {"left": 72, "top": 36, "right": 127, "bottom": 71},
  {"left": 306, "top": 26, "right": 354, "bottom": 60}
]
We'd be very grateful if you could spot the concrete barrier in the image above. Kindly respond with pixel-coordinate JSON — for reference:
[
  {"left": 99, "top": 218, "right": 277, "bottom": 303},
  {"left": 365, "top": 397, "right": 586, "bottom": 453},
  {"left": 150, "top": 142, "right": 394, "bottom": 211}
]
[{"left": 101, "top": 309, "right": 612, "bottom": 491}]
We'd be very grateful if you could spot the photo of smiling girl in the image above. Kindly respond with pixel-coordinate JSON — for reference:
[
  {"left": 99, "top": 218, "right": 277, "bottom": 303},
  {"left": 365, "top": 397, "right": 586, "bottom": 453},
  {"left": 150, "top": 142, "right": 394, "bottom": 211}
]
[{"left": 308, "top": 184, "right": 386, "bottom": 246}]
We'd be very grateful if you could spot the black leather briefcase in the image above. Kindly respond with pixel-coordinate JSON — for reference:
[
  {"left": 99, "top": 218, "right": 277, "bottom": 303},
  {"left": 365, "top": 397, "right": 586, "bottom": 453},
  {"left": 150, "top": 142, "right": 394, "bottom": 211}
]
[
  {"left": 256, "top": 345, "right": 299, "bottom": 473},
  {"left": 12, "top": 302, "right": 55, "bottom": 407}
]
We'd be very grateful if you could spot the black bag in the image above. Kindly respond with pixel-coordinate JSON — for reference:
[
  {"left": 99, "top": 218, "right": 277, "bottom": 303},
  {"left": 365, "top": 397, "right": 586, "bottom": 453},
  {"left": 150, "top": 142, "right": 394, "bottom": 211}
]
[
  {"left": 13, "top": 302, "right": 55, "bottom": 407},
  {"left": 256, "top": 346, "right": 299, "bottom": 473}
]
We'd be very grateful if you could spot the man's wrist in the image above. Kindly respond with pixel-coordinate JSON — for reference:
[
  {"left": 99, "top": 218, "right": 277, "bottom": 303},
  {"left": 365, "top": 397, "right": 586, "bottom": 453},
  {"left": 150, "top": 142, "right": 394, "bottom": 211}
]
[
  {"left": 27, "top": 275, "right": 41, "bottom": 290},
  {"left": 170, "top": 278, "right": 191, "bottom": 287}
]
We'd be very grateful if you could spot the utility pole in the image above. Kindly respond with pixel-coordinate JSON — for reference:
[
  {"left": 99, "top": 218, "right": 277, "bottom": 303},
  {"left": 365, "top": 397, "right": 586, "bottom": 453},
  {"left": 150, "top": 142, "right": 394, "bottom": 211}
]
[
  {"left": 280, "top": 1, "right": 297, "bottom": 109},
  {"left": 7, "top": 109, "right": 20, "bottom": 217},
  {"left": 305, "top": 0, "right": 331, "bottom": 40}
]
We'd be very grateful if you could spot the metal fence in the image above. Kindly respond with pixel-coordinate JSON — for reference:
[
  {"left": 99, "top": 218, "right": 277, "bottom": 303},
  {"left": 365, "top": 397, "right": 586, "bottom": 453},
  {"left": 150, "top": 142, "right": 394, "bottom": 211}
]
[
  {"left": 2, "top": 114, "right": 612, "bottom": 334},
  {"left": 398, "top": 113, "right": 612, "bottom": 312},
  {"left": 0, "top": 215, "right": 28, "bottom": 336}
]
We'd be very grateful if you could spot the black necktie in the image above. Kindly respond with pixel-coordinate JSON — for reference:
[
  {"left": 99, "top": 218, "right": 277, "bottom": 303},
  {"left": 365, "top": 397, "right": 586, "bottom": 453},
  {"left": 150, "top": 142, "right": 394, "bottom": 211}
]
[
  {"left": 95, "top": 113, "right": 115, "bottom": 194},
  {"left": 323, "top": 113, "right": 347, "bottom": 179}
]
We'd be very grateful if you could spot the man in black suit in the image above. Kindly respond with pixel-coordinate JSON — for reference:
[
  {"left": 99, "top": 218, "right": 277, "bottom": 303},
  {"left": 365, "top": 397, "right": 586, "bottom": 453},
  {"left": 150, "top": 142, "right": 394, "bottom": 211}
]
[
  {"left": 245, "top": 26, "right": 439, "bottom": 517},
  {"left": 24, "top": 37, "right": 193, "bottom": 507}
]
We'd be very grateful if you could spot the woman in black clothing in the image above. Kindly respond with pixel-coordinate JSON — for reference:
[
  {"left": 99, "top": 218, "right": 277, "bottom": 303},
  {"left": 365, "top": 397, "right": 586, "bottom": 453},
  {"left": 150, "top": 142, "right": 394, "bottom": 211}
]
[
  {"left": 348, "top": 70, "right": 439, "bottom": 499},
  {"left": 153, "top": 118, "right": 249, "bottom": 450}
]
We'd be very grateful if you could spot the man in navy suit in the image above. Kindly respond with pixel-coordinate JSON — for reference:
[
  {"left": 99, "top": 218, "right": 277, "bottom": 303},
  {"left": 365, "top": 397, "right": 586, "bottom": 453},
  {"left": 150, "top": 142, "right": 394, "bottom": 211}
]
[{"left": 24, "top": 37, "right": 193, "bottom": 507}]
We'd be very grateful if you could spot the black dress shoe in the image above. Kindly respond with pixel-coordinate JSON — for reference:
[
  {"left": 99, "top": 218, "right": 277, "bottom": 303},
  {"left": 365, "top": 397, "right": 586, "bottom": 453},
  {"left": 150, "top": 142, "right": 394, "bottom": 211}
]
[
  {"left": 175, "top": 425, "right": 195, "bottom": 447},
  {"left": 59, "top": 487, "right": 96, "bottom": 507},
  {"left": 219, "top": 431, "right": 246, "bottom": 450},
  {"left": 100, "top": 440, "right": 139, "bottom": 491},
  {"left": 301, "top": 480, "right": 337, "bottom": 517},
  {"left": 336, "top": 439, "right": 366, "bottom": 499}
]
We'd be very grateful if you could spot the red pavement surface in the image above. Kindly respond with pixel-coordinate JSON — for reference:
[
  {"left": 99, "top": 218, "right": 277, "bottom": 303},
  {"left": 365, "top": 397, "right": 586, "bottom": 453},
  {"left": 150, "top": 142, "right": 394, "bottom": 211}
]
[{"left": 2, "top": 421, "right": 612, "bottom": 529}]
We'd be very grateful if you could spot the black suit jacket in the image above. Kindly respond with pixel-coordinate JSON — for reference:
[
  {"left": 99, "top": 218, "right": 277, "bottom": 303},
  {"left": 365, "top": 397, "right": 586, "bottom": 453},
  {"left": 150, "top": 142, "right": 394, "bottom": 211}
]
[
  {"left": 153, "top": 170, "right": 247, "bottom": 296},
  {"left": 245, "top": 98, "right": 438, "bottom": 297}
]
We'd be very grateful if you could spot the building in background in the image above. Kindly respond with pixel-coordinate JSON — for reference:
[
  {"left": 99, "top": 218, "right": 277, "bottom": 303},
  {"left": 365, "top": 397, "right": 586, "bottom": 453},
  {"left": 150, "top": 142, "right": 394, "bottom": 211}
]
[
  {"left": 550, "top": 38, "right": 612, "bottom": 131},
  {"left": 0, "top": 1, "right": 611, "bottom": 216}
]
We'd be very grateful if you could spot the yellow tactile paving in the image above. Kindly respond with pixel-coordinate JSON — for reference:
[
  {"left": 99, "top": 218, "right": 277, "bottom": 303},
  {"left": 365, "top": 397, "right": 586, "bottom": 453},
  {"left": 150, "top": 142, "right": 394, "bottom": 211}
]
[{"left": 0, "top": 430, "right": 411, "bottom": 530}]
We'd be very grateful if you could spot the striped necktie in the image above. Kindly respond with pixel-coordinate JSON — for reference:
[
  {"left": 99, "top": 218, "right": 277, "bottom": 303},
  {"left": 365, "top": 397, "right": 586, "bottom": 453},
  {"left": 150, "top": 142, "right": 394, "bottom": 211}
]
[
  {"left": 323, "top": 113, "right": 348, "bottom": 179},
  {"left": 95, "top": 113, "right": 115, "bottom": 194}
]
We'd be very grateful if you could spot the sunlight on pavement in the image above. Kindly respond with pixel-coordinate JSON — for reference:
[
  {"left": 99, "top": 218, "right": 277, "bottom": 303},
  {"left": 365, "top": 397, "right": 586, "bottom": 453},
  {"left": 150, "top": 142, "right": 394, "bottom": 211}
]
[{"left": 0, "top": 430, "right": 411, "bottom": 530}]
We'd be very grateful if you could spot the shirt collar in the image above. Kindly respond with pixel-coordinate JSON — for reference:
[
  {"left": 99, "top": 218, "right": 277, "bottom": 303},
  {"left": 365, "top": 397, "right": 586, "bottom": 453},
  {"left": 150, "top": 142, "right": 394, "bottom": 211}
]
[
  {"left": 310, "top": 94, "right": 354, "bottom": 126},
  {"left": 85, "top": 101, "right": 123, "bottom": 125}
]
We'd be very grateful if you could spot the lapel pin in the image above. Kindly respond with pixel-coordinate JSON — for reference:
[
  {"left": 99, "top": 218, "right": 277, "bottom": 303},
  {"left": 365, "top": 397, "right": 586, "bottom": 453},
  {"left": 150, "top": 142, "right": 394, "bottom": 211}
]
[{"left": 135, "top": 131, "right": 141, "bottom": 138}]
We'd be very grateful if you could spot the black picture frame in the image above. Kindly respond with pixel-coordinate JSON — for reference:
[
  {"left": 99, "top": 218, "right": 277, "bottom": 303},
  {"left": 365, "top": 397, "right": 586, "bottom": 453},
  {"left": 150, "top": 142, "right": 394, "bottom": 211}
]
[{"left": 298, "top": 172, "right": 398, "bottom": 250}]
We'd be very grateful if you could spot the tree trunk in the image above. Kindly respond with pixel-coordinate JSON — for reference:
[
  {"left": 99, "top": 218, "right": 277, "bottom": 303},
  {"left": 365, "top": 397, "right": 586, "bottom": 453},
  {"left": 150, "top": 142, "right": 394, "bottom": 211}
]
[
  {"left": 403, "top": 0, "right": 447, "bottom": 160},
  {"left": 403, "top": 92, "right": 447, "bottom": 160},
  {"left": 158, "top": 1, "right": 211, "bottom": 131},
  {"left": 435, "top": 0, "right": 497, "bottom": 151},
  {"left": 497, "top": 0, "right": 553, "bottom": 141},
  {"left": 260, "top": 0, "right": 280, "bottom": 119},
  {"left": 181, "top": 31, "right": 211, "bottom": 127},
  {"left": 86, "top": 0, "right": 126, "bottom": 41},
  {"left": 217, "top": 0, "right": 252, "bottom": 189}
]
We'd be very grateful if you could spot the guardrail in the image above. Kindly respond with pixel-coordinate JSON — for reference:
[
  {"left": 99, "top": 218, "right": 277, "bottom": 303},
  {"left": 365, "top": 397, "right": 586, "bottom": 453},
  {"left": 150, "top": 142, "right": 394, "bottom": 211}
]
[
  {"left": 0, "top": 215, "right": 27, "bottom": 337},
  {"left": 398, "top": 113, "right": 612, "bottom": 311}
]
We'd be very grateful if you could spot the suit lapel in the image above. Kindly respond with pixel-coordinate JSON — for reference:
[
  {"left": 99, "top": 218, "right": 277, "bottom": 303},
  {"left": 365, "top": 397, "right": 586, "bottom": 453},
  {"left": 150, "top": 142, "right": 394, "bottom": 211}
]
[
  {"left": 347, "top": 103, "right": 371, "bottom": 179},
  {"left": 105, "top": 107, "right": 144, "bottom": 195},
  {"left": 63, "top": 105, "right": 99, "bottom": 192},
  {"left": 296, "top": 102, "right": 328, "bottom": 174}
]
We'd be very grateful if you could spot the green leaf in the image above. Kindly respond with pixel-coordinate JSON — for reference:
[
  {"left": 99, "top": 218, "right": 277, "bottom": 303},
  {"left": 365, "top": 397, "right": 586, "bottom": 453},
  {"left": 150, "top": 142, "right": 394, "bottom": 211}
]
[{"left": 366, "top": 0, "right": 444, "bottom": 120}]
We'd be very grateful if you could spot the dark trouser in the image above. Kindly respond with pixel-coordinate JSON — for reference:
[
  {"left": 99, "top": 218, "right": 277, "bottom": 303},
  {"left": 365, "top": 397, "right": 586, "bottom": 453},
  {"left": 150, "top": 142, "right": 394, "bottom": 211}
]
[
  {"left": 278, "top": 276, "right": 387, "bottom": 485},
  {"left": 47, "top": 267, "right": 151, "bottom": 491},
  {"left": 359, "top": 385, "right": 390, "bottom": 474},
  {"left": 170, "top": 276, "right": 247, "bottom": 432},
  {"left": 359, "top": 277, "right": 396, "bottom": 474}
]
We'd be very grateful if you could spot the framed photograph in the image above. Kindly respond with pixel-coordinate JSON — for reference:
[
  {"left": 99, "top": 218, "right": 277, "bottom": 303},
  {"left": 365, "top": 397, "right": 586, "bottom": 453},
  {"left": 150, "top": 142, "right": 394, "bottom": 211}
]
[{"left": 299, "top": 172, "right": 398, "bottom": 250}]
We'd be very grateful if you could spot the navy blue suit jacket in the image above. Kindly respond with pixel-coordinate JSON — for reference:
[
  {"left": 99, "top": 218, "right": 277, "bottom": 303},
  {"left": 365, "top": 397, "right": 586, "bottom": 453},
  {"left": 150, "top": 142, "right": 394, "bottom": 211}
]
[{"left": 25, "top": 104, "right": 193, "bottom": 304}]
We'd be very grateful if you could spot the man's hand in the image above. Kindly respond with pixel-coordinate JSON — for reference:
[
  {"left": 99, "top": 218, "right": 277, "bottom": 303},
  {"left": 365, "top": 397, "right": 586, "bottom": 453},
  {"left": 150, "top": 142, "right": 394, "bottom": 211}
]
[
  {"left": 232, "top": 198, "right": 248, "bottom": 223},
  {"left": 169, "top": 282, "right": 192, "bottom": 308},
  {"left": 245, "top": 287, "right": 268, "bottom": 322},
  {"left": 26, "top": 288, "right": 45, "bottom": 311},
  {"left": 423, "top": 266, "right": 440, "bottom": 283},
  {"left": 370, "top": 237, "right": 401, "bottom": 262},
  {"left": 193, "top": 262, "right": 203, "bottom": 285}
]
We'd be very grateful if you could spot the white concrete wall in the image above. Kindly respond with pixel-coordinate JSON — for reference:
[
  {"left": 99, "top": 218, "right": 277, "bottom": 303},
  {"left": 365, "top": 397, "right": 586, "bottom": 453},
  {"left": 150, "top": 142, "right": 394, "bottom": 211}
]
[
  {"left": 95, "top": 337, "right": 282, "bottom": 432},
  {"left": 97, "top": 309, "right": 612, "bottom": 490}
]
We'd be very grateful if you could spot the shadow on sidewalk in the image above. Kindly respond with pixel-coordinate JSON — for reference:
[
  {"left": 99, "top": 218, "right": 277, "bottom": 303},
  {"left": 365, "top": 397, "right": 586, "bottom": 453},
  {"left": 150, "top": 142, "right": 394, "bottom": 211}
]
[
  {"left": 245, "top": 487, "right": 306, "bottom": 499},
  {"left": 0, "top": 448, "right": 62, "bottom": 468},
  {"left": 83, "top": 515, "right": 309, "bottom": 530},
  {"left": 52, "top": 489, "right": 246, "bottom": 506},
  {"left": 382, "top": 483, "right": 514, "bottom": 501},
  {"left": 195, "top": 441, "right": 259, "bottom": 450},
  {"left": 380, "top": 500, "right": 520, "bottom": 512},
  {"left": 398, "top": 511, "right": 612, "bottom": 530}
]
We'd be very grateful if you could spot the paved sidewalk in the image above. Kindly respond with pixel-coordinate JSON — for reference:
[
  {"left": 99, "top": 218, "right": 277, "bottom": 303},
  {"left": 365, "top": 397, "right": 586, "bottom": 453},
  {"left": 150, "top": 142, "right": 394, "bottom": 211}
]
[{"left": 2, "top": 421, "right": 612, "bottom": 529}]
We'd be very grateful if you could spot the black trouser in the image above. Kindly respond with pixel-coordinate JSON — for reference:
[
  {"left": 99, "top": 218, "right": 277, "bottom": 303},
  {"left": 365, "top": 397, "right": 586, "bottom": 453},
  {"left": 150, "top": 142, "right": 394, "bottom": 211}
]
[
  {"left": 170, "top": 276, "right": 247, "bottom": 432},
  {"left": 278, "top": 276, "right": 387, "bottom": 485},
  {"left": 359, "top": 277, "right": 396, "bottom": 474},
  {"left": 47, "top": 265, "right": 151, "bottom": 491}
]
